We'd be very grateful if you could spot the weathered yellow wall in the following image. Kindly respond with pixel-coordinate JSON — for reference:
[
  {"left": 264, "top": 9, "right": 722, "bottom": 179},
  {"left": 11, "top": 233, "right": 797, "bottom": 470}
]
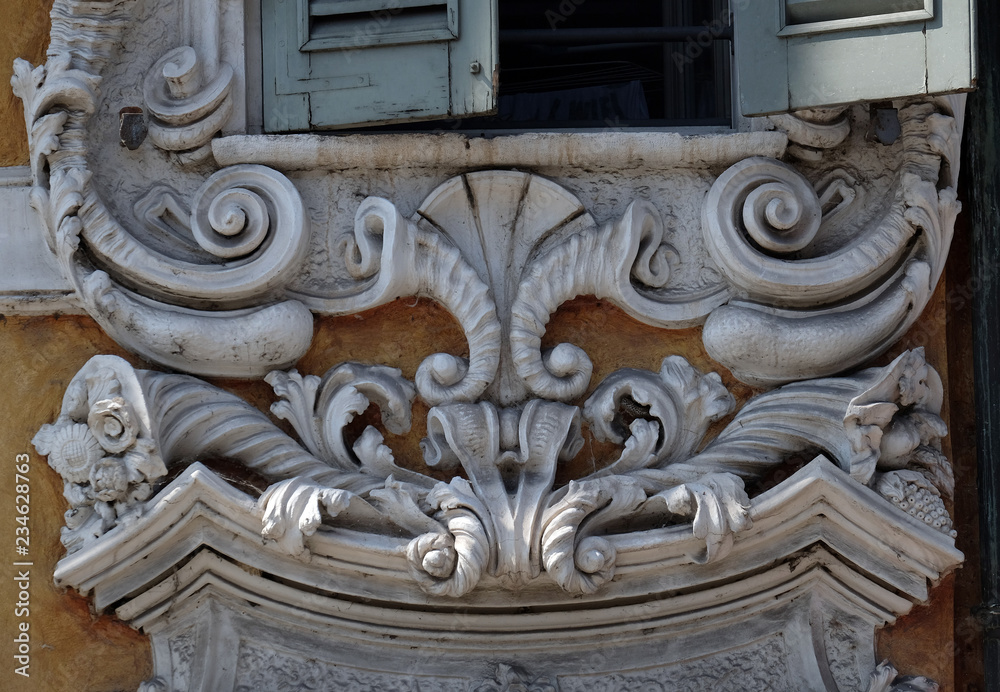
[
  {"left": 0, "top": 316, "right": 153, "bottom": 691},
  {"left": 0, "top": 1, "right": 970, "bottom": 689},
  {"left": 0, "top": 0, "right": 53, "bottom": 166}
]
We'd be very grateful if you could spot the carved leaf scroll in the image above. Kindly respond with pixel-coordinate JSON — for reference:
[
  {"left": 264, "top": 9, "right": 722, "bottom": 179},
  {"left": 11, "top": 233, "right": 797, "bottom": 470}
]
[
  {"left": 12, "top": 5, "right": 315, "bottom": 379},
  {"left": 703, "top": 101, "right": 962, "bottom": 385},
  {"left": 511, "top": 200, "right": 728, "bottom": 402},
  {"left": 293, "top": 197, "right": 503, "bottom": 406}
]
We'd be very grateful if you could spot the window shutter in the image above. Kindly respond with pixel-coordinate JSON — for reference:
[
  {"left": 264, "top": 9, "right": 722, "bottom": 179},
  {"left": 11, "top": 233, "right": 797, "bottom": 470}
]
[
  {"left": 262, "top": 0, "right": 498, "bottom": 132},
  {"left": 734, "top": 0, "right": 976, "bottom": 116}
]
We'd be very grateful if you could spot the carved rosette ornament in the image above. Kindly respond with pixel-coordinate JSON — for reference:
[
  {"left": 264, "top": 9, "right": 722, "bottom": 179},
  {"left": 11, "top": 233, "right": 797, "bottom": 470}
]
[{"left": 16, "top": 0, "right": 967, "bottom": 689}]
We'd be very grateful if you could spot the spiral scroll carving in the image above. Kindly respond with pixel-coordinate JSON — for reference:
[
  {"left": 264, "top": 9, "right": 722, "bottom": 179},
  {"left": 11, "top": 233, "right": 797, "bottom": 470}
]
[
  {"left": 541, "top": 477, "right": 647, "bottom": 594},
  {"left": 742, "top": 180, "right": 820, "bottom": 254},
  {"left": 58, "top": 163, "right": 308, "bottom": 308},
  {"left": 702, "top": 103, "right": 963, "bottom": 385},
  {"left": 143, "top": 45, "right": 234, "bottom": 160},
  {"left": 189, "top": 163, "right": 307, "bottom": 268},
  {"left": 191, "top": 169, "right": 271, "bottom": 259},
  {"left": 407, "top": 510, "right": 490, "bottom": 597},
  {"left": 702, "top": 157, "right": 825, "bottom": 300}
]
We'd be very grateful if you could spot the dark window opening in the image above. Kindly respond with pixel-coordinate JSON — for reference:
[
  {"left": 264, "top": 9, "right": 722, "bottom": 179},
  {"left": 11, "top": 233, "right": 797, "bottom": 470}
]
[{"left": 375, "top": 0, "right": 733, "bottom": 132}]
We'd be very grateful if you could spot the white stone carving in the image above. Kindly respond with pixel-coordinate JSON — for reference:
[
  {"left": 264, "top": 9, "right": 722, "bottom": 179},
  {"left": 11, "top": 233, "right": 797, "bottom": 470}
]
[
  {"left": 703, "top": 100, "right": 963, "bottom": 385},
  {"left": 37, "top": 348, "right": 956, "bottom": 601},
  {"left": 46, "top": 453, "right": 960, "bottom": 692},
  {"left": 31, "top": 356, "right": 166, "bottom": 553},
  {"left": 235, "top": 643, "right": 469, "bottom": 692},
  {"left": 510, "top": 199, "right": 728, "bottom": 402},
  {"left": 144, "top": 46, "right": 234, "bottom": 163},
  {"left": 686, "top": 350, "right": 951, "bottom": 500},
  {"left": 11, "top": 2, "right": 966, "bottom": 394},
  {"left": 769, "top": 108, "right": 851, "bottom": 161},
  {"left": 212, "top": 130, "right": 790, "bottom": 171},
  {"left": 559, "top": 636, "right": 793, "bottom": 692},
  {"left": 14, "top": 0, "right": 969, "bottom": 688},
  {"left": 300, "top": 195, "right": 503, "bottom": 406},
  {"left": 10, "top": 1, "right": 313, "bottom": 379}
]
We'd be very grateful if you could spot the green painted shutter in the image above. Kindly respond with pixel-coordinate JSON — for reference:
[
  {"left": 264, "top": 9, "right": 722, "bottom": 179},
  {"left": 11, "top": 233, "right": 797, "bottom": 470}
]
[
  {"left": 734, "top": 0, "right": 976, "bottom": 116},
  {"left": 262, "top": 0, "right": 498, "bottom": 132}
]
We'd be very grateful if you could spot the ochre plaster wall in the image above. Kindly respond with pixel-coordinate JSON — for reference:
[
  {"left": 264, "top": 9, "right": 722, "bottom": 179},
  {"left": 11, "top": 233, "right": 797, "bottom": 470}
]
[
  {"left": 1, "top": 316, "right": 153, "bottom": 691},
  {"left": 0, "top": 2, "right": 972, "bottom": 689},
  {"left": 0, "top": 0, "right": 53, "bottom": 166}
]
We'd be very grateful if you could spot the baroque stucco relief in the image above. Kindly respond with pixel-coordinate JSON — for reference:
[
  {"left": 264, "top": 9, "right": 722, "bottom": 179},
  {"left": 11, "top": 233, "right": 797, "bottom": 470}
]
[{"left": 9, "top": 0, "right": 967, "bottom": 689}]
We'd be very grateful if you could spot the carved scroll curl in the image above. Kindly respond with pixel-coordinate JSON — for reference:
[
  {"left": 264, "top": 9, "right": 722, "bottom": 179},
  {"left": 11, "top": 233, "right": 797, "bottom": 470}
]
[
  {"left": 299, "top": 198, "right": 502, "bottom": 406},
  {"left": 703, "top": 103, "right": 962, "bottom": 385},
  {"left": 703, "top": 156, "right": 868, "bottom": 305},
  {"left": 511, "top": 201, "right": 727, "bottom": 402},
  {"left": 541, "top": 477, "right": 646, "bottom": 594},
  {"left": 143, "top": 45, "right": 234, "bottom": 162},
  {"left": 12, "top": 0, "right": 316, "bottom": 379},
  {"left": 407, "top": 479, "right": 491, "bottom": 597},
  {"left": 583, "top": 356, "right": 735, "bottom": 473},
  {"left": 85, "top": 164, "right": 310, "bottom": 305},
  {"left": 768, "top": 108, "right": 851, "bottom": 161}
]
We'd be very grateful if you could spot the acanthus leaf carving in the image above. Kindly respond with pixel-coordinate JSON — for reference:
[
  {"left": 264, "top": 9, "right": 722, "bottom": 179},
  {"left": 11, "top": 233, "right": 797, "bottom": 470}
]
[
  {"left": 259, "top": 477, "right": 355, "bottom": 557},
  {"left": 420, "top": 400, "right": 583, "bottom": 588},
  {"left": 583, "top": 356, "right": 735, "bottom": 471},
  {"left": 407, "top": 478, "right": 492, "bottom": 597},
  {"left": 642, "top": 473, "right": 752, "bottom": 564},
  {"left": 540, "top": 475, "right": 647, "bottom": 594},
  {"left": 671, "top": 348, "right": 951, "bottom": 512},
  {"left": 266, "top": 362, "right": 422, "bottom": 483},
  {"left": 35, "top": 347, "right": 957, "bottom": 601}
]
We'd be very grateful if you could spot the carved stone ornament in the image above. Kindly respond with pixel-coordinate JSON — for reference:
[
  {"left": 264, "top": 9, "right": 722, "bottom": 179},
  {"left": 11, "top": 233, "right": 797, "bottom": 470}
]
[{"left": 15, "top": 0, "right": 967, "bottom": 689}]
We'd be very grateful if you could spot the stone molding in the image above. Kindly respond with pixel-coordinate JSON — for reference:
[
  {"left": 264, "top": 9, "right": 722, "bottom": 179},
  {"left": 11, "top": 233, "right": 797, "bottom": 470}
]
[{"left": 11, "top": 0, "right": 968, "bottom": 689}]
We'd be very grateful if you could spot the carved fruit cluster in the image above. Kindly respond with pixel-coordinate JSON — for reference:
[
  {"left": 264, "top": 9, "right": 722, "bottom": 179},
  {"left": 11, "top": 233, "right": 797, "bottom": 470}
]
[{"left": 876, "top": 471, "right": 956, "bottom": 538}]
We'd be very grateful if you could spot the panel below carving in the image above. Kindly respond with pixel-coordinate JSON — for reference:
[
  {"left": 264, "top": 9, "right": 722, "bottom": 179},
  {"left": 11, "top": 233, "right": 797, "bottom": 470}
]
[{"left": 558, "top": 636, "right": 793, "bottom": 692}]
